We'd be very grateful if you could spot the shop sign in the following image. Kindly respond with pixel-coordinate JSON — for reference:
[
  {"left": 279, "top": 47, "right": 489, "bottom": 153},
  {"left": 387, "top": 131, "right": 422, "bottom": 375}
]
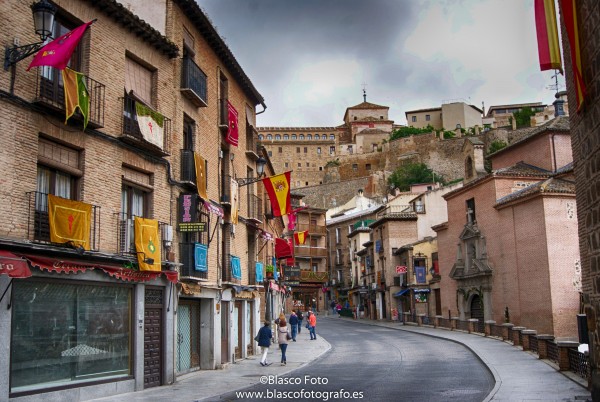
[
  {"left": 395, "top": 265, "right": 407, "bottom": 274},
  {"left": 178, "top": 194, "right": 206, "bottom": 232}
]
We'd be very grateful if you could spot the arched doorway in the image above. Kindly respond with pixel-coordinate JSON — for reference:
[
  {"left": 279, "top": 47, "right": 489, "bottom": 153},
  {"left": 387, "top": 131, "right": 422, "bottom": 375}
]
[{"left": 470, "top": 294, "right": 484, "bottom": 321}]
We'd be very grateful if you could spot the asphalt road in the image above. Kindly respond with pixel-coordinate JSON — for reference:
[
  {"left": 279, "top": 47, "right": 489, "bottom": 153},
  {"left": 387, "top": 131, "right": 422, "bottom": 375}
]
[{"left": 213, "top": 318, "right": 495, "bottom": 402}]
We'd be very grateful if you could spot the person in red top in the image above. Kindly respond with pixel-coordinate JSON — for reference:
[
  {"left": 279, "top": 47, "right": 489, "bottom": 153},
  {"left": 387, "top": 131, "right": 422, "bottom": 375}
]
[{"left": 307, "top": 310, "right": 317, "bottom": 340}]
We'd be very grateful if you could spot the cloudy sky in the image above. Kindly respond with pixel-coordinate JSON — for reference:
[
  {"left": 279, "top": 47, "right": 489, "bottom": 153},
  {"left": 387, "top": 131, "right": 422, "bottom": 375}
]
[{"left": 200, "top": 0, "right": 565, "bottom": 127}]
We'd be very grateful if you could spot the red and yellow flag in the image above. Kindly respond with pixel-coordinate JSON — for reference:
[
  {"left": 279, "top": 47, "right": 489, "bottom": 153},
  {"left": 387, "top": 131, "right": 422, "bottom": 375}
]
[
  {"left": 262, "top": 171, "right": 292, "bottom": 217},
  {"left": 560, "top": 0, "right": 586, "bottom": 111},
  {"left": 534, "top": 0, "right": 562, "bottom": 72},
  {"left": 62, "top": 67, "right": 89, "bottom": 129},
  {"left": 294, "top": 230, "right": 309, "bottom": 245},
  {"left": 134, "top": 217, "right": 161, "bottom": 272},
  {"left": 48, "top": 194, "right": 92, "bottom": 250}
]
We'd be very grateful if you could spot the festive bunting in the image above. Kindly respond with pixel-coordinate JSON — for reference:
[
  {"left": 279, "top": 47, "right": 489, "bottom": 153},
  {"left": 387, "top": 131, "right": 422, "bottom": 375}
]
[{"left": 48, "top": 194, "right": 92, "bottom": 250}]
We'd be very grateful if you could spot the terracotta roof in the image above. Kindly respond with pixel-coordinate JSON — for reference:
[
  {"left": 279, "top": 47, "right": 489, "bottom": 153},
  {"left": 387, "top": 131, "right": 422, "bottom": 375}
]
[
  {"left": 357, "top": 128, "right": 389, "bottom": 134},
  {"left": 488, "top": 116, "right": 570, "bottom": 158},
  {"left": 495, "top": 177, "right": 576, "bottom": 207},
  {"left": 553, "top": 162, "right": 574, "bottom": 176},
  {"left": 405, "top": 106, "right": 442, "bottom": 115},
  {"left": 347, "top": 101, "right": 389, "bottom": 110},
  {"left": 83, "top": 0, "right": 179, "bottom": 57}
]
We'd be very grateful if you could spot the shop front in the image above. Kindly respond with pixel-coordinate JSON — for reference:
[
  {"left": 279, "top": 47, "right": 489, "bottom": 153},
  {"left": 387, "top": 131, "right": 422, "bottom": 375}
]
[{"left": 0, "top": 252, "right": 177, "bottom": 400}]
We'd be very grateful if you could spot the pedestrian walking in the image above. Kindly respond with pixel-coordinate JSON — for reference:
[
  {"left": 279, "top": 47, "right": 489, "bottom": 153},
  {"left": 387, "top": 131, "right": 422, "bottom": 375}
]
[
  {"left": 288, "top": 311, "right": 298, "bottom": 341},
  {"left": 330, "top": 300, "right": 336, "bottom": 315},
  {"left": 307, "top": 310, "right": 317, "bottom": 340},
  {"left": 256, "top": 321, "right": 273, "bottom": 366},
  {"left": 336, "top": 302, "right": 342, "bottom": 317},
  {"left": 297, "top": 310, "right": 303, "bottom": 334},
  {"left": 277, "top": 319, "right": 290, "bottom": 365}
]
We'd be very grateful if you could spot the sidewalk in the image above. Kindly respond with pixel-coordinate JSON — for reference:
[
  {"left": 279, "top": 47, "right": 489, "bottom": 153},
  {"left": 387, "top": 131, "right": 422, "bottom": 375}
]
[
  {"left": 341, "top": 316, "right": 591, "bottom": 402},
  {"left": 88, "top": 331, "right": 331, "bottom": 402}
]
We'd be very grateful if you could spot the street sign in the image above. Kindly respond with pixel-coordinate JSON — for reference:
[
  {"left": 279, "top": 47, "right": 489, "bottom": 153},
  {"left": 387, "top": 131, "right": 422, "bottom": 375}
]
[{"left": 396, "top": 265, "right": 407, "bottom": 274}]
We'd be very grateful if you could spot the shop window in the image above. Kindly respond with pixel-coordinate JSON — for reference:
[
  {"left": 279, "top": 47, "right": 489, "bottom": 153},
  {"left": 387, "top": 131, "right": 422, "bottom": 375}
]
[{"left": 10, "top": 280, "right": 132, "bottom": 393}]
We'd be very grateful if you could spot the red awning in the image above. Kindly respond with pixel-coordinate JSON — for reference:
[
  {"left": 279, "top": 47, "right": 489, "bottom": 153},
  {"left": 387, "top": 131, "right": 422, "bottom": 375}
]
[
  {"left": 22, "top": 255, "right": 178, "bottom": 284},
  {"left": 0, "top": 250, "right": 32, "bottom": 278}
]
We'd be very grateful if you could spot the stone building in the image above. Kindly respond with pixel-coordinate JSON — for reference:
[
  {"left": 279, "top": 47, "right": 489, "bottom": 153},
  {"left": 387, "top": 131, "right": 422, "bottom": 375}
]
[
  {"left": 0, "top": 0, "right": 267, "bottom": 399},
  {"left": 435, "top": 116, "right": 579, "bottom": 340},
  {"left": 558, "top": 0, "right": 600, "bottom": 395},
  {"left": 405, "top": 101, "right": 483, "bottom": 131}
]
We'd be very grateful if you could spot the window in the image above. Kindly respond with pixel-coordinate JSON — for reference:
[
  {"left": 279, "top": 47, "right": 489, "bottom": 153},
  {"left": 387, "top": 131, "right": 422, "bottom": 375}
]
[
  {"left": 120, "top": 167, "right": 152, "bottom": 253},
  {"left": 299, "top": 134, "right": 304, "bottom": 140},
  {"left": 125, "top": 57, "right": 154, "bottom": 107},
  {"left": 10, "top": 280, "right": 132, "bottom": 393},
  {"left": 315, "top": 134, "right": 320, "bottom": 140},
  {"left": 317, "top": 147, "right": 321, "bottom": 154},
  {"left": 465, "top": 156, "right": 473, "bottom": 178},
  {"left": 348, "top": 145, "right": 353, "bottom": 154},
  {"left": 305, "top": 182, "right": 309, "bottom": 186},
  {"left": 335, "top": 227, "right": 341, "bottom": 244},
  {"left": 275, "top": 134, "right": 281, "bottom": 140},
  {"left": 411, "top": 116, "right": 416, "bottom": 122},
  {"left": 283, "top": 134, "right": 289, "bottom": 140},
  {"left": 278, "top": 147, "right": 282, "bottom": 153},
  {"left": 348, "top": 225, "right": 352, "bottom": 234},
  {"left": 285, "top": 162, "right": 289, "bottom": 168},
  {"left": 329, "top": 134, "right": 335, "bottom": 140},
  {"left": 372, "top": 144, "right": 377, "bottom": 152},
  {"left": 353, "top": 116, "right": 357, "bottom": 120},
  {"left": 329, "top": 146, "right": 335, "bottom": 155},
  {"left": 307, "top": 134, "right": 312, "bottom": 140},
  {"left": 291, "top": 134, "right": 296, "bottom": 139},
  {"left": 466, "top": 198, "right": 476, "bottom": 224},
  {"left": 426, "top": 114, "right": 430, "bottom": 121},
  {"left": 306, "top": 162, "right": 310, "bottom": 167},
  {"left": 366, "top": 163, "right": 371, "bottom": 170},
  {"left": 352, "top": 164, "right": 358, "bottom": 171},
  {"left": 380, "top": 116, "right": 384, "bottom": 120},
  {"left": 296, "top": 147, "right": 300, "bottom": 153},
  {"left": 336, "top": 249, "right": 343, "bottom": 264},
  {"left": 298, "top": 163, "right": 301, "bottom": 168},
  {"left": 267, "top": 134, "right": 272, "bottom": 140},
  {"left": 304, "top": 147, "right": 307, "bottom": 153},
  {"left": 258, "top": 134, "right": 263, "bottom": 140},
  {"left": 456, "top": 124, "right": 462, "bottom": 129},
  {"left": 319, "top": 167, "right": 323, "bottom": 171},
  {"left": 268, "top": 151, "right": 272, "bottom": 156}
]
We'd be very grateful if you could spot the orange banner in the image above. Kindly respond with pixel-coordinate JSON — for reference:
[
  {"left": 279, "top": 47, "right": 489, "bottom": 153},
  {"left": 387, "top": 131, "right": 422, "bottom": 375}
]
[
  {"left": 534, "top": 0, "right": 562, "bottom": 72},
  {"left": 194, "top": 152, "right": 208, "bottom": 200},
  {"left": 48, "top": 194, "right": 92, "bottom": 250},
  {"left": 134, "top": 217, "right": 161, "bottom": 272}
]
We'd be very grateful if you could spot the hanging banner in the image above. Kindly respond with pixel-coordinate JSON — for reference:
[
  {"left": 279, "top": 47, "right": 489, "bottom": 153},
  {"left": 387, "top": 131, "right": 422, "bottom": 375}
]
[
  {"left": 255, "top": 261, "right": 264, "bottom": 283},
  {"left": 231, "top": 255, "right": 242, "bottom": 280},
  {"left": 231, "top": 177, "right": 239, "bottom": 224},
  {"left": 134, "top": 217, "right": 161, "bottom": 272},
  {"left": 415, "top": 266, "right": 426, "bottom": 284},
  {"left": 135, "top": 101, "right": 164, "bottom": 149},
  {"left": 194, "top": 243, "right": 208, "bottom": 272},
  {"left": 48, "top": 194, "right": 92, "bottom": 250}
]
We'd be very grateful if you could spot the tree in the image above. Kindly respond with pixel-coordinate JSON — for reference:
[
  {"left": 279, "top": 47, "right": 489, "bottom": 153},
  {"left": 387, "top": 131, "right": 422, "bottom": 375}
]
[
  {"left": 488, "top": 140, "right": 507, "bottom": 155},
  {"left": 389, "top": 125, "right": 435, "bottom": 141},
  {"left": 512, "top": 107, "right": 535, "bottom": 128},
  {"left": 388, "top": 162, "right": 441, "bottom": 191}
]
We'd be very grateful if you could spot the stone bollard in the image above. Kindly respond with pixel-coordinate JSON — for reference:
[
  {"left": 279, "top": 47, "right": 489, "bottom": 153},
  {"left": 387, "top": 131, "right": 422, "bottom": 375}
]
[
  {"left": 521, "top": 330, "right": 537, "bottom": 351},
  {"left": 485, "top": 320, "right": 496, "bottom": 337},
  {"left": 536, "top": 335, "right": 554, "bottom": 359},
  {"left": 557, "top": 341, "right": 579, "bottom": 371},
  {"left": 468, "top": 318, "right": 479, "bottom": 333},
  {"left": 451, "top": 317, "right": 459, "bottom": 330},
  {"left": 501, "top": 323, "right": 514, "bottom": 341},
  {"left": 512, "top": 326, "right": 526, "bottom": 346},
  {"left": 418, "top": 314, "right": 426, "bottom": 326}
]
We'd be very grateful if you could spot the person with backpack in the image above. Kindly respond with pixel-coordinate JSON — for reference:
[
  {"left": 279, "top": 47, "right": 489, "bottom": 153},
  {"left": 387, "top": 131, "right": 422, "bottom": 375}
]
[{"left": 296, "top": 310, "right": 304, "bottom": 334}]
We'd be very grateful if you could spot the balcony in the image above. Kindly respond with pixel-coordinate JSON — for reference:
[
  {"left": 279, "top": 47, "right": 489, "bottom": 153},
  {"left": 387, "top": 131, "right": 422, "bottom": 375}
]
[
  {"left": 300, "top": 269, "right": 328, "bottom": 283},
  {"left": 35, "top": 68, "right": 105, "bottom": 128},
  {"left": 296, "top": 223, "right": 326, "bottom": 235},
  {"left": 294, "top": 246, "right": 327, "bottom": 258},
  {"left": 115, "top": 212, "right": 169, "bottom": 260},
  {"left": 180, "top": 149, "right": 196, "bottom": 183},
  {"left": 221, "top": 174, "right": 232, "bottom": 205},
  {"left": 246, "top": 193, "right": 263, "bottom": 222},
  {"left": 181, "top": 56, "right": 208, "bottom": 107},
  {"left": 179, "top": 242, "right": 208, "bottom": 279},
  {"left": 26, "top": 191, "right": 101, "bottom": 251},
  {"left": 376, "top": 205, "right": 416, "bottom": 220},
  {"left": 121, "top": 94, "right": 171, "bottom": 156}
]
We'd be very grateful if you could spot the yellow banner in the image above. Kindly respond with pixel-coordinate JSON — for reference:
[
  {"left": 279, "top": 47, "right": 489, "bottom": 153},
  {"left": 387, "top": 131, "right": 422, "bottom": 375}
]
[
  {"left": 231, "top": 177, "right": 239, "bottom": 224},
  {"left": 194, "top": 152, "right": 208, "bottom": 200},
  {"left": 48, "top": 194, "right": 92, "bottom": 250},
  {"left": 134, "top": 216, "right": 161, "bottom": 272}
]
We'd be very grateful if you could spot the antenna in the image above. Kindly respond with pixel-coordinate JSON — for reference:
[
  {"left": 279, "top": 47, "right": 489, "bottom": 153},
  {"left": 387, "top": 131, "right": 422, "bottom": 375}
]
[{"left": 546, "top": 69, "right": 564, "bottom": 95}]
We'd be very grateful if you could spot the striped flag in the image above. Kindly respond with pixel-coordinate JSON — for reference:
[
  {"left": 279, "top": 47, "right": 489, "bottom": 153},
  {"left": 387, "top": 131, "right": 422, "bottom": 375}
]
[
  {"left": 62, "top": 68, "right": 89, "bottom": 129},
  {"left": 262, "top": 171, "right": 292, "bottom": 217},
  {"left": 534, "top": 0, "right": 562, "bottom": 72},
  {"left": 294, "top": 230, "right": 309, "bottom": 245},
  {"left": 560, "top": 0, "right": 586, "bottom": 111}
]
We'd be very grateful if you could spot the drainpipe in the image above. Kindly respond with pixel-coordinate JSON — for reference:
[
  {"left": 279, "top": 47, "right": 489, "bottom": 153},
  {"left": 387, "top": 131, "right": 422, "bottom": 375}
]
[{"left": 551, "top": 133, "right": 557, "bottom": 172}]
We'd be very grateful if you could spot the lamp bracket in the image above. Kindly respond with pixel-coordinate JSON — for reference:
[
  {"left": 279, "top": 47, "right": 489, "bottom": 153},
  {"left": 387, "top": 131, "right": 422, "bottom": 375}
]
[
  {"left": 4, "top": 41, "right": 45, "bottom": 71},
  {"left": 236, "top": 176, "right": 263, "bottom": 187}
]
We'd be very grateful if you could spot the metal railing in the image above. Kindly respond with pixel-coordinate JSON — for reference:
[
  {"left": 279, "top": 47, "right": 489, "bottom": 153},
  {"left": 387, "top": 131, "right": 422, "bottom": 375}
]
[
  {"left": 121, "top": 95, "right": 171, "bottom": 153},
  {"left": 115, "top": 212, "right": 168, "bottom": 259},
  {"left": 491, "top": 324, "right": 503, "bottom": 338},
  {"left": 247, "top": 193, "right": 262, "bottom": 221},
  {"left": 476, "top": 320, "right": 485, "bottom": 334},
  {"left": 36, "top": 69, "right": 105, "bottom": 128},
  {"left": 180, "top": 149, "right": 196, "bottom": 182},
  {"left": 181, "top": 56, "right": 207, "bottom": 106},
  {"left": 568, "top": 348, "right": 590, "bottom": 379},
  {"left": 547, "top": 341, "right": 559, "bottom": 363},
  {"left": 530, "top": 336, "right": 538, "bottom": 353},
  {"left": 26, "top": 191, "right": 101, "bottom": 251},
  {"left": 457, "top": 320, "right": 469, "bottom": 332}
]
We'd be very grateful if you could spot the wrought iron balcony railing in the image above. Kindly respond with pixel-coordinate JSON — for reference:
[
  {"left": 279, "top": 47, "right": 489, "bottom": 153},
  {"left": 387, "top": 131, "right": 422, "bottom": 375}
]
[
  {"left": 115, "top": 212, "right": 168, "bottom": 260},
  {"left": 26, "top": 191, "right": 101, "bottom": 251},
  {"left": 247, "top": 193, "right": 263, "bottom": 222},
  {"left": 181, "top": 56, "right": 208, "bottom": 107},
  {"left": 121, "top": 94, "right": 171, "bottom": 155},
  {"left": 35, "top": 68, "right": 105, "bottom": 128},
  {"left": 180, "top": 149, "right": 196, "bottom": 183}
]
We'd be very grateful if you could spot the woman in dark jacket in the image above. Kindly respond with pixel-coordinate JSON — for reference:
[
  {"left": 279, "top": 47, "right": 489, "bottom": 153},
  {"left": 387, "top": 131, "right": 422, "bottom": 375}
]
[{"left": 257, "top": 321, "right": 272, "bottom": 366}]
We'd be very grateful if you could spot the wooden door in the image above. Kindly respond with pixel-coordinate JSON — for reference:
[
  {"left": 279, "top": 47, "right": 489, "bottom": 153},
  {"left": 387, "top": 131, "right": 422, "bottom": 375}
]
[
  {"left": 220, "top": 301, "right": 229, "bottom": 364},
  {"left": 144, "top": 287, "right": 163, "bottom": 389}
]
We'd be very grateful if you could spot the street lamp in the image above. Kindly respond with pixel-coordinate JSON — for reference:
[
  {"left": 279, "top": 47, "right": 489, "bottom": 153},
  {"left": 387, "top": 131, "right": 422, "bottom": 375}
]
[
  {"left": 4, "top": 0, "right": 57, "bottom": 70},
  {"left": 235, "top": 156, "right": 267, "bottom": 187}
]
